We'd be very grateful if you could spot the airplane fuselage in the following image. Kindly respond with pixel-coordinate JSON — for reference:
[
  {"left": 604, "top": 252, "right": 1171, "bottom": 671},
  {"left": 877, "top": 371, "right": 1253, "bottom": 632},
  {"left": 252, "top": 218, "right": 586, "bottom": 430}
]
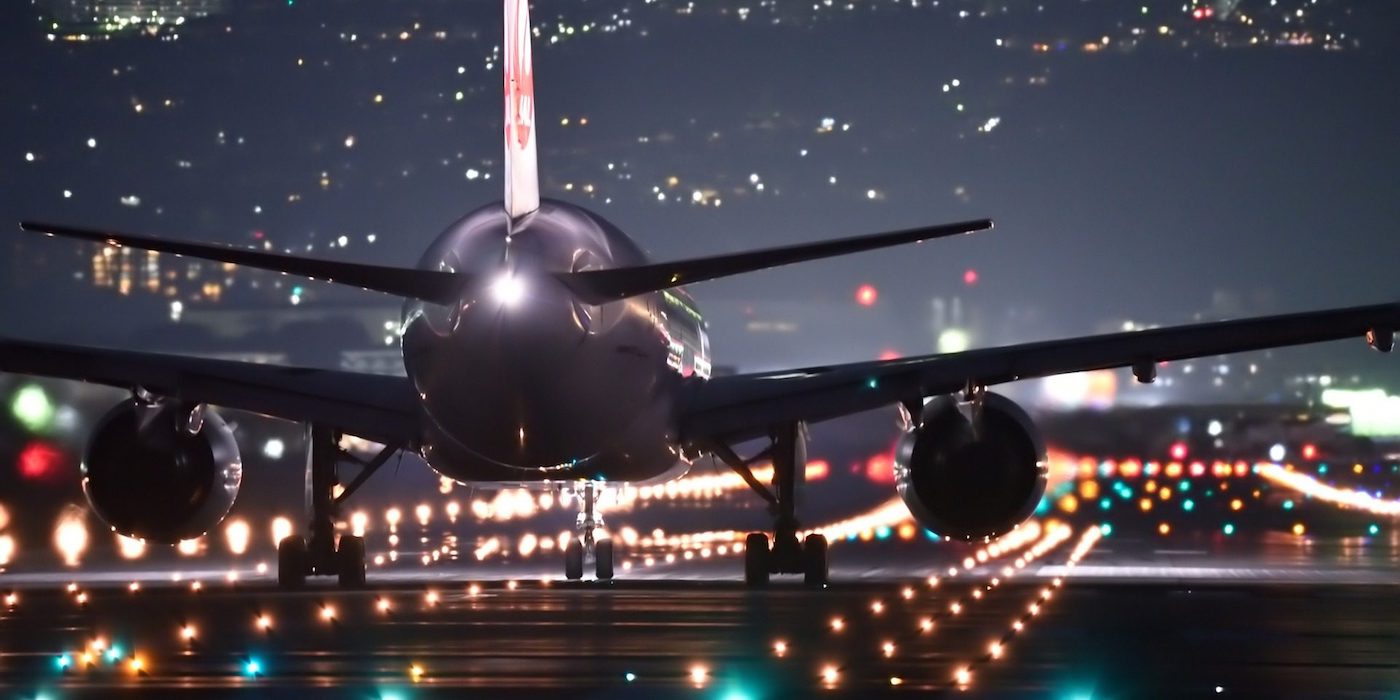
[{"left": 401, "top": 199, "right": 710, "bottom": 485}]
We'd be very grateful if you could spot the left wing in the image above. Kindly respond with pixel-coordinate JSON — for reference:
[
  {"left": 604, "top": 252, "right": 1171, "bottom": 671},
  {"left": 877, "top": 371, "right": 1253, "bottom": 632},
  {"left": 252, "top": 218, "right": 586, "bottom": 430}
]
[
  {"left": 679, "top": 302, "right": 1400, "bottom": 444},
  {"left": 0, "top": 337, "right": 421, "bottom": 446}
]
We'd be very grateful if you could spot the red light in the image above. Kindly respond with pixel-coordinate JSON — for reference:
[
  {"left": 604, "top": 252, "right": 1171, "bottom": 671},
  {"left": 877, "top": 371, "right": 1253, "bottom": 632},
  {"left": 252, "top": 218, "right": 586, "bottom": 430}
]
[
  {"left": 865, "top": 453, "right": 895, "bottom": 484},
  {"left": 1301, "top": 444, "right": 1317, "bottom": 460},
  {"left": 878, "top": 349, "right": 901, "bottom": 361},
  {"left": 1192, "top": 7, "right": 1205, "bottom": 19},
  {"left": 855, "top": 284, "right": 878, "bottom": 307},
  {"left": 962, "top": 268, "right": 979, "bottom": 286},
  {"left": 251, "top": 230, "right": 265, "bottom": 240},
  {"left": 18, "top": 442, "right": 62, "bottom": 481},
  {"left": 1169, "top": 442, "right": 1188, "bottom": 461}
]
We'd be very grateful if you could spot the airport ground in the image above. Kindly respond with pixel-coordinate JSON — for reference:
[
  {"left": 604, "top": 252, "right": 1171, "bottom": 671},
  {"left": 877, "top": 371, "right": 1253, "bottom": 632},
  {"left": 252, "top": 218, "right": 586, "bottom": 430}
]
[{"left": 1, "top": 528, "right": 1396, "bottom": 699}]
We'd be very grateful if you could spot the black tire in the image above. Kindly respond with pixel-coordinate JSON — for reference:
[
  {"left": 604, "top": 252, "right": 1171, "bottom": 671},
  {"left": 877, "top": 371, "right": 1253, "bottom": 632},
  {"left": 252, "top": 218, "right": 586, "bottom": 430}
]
[
  {"left": 277, "top": 535, "right": 308, "bottom": 590},
  {"left": 744, "top": 532, "right": 770, "bottom": 587},
  {"left": 802, "top": 534, "right": 829, "bottom": 587},
  {"left": 336, "top": 535, "right": 366, "bottom": 589},
  {"left": 564, "top": 540, "right": 585, "bottom": 580},
  {"left": 595, "top": 538, "right": 615, "bottom": 580}
]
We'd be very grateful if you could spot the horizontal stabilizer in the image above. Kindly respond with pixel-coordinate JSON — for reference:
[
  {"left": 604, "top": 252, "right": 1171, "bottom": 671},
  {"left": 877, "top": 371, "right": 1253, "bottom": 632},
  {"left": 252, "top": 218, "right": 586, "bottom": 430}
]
[
  {"left": 555, "top": 218, "right": 992, "bottom": 304},
  {"left": 19, "top": 222, "right": 465, "bottom": 304}
]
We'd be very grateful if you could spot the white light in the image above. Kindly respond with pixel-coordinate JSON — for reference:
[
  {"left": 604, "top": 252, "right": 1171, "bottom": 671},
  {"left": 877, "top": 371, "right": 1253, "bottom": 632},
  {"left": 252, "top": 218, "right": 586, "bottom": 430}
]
[
  {"left": 262, "top": 438, "right": 285, "bottom": 460},
  {"left": 1269, "top": 443, "right": 1286, "bottom": 462},
  {"left": 1207, "top": 420, "right": 1223, "bottom": 437},
  {"left": 271, "top": 517, "right": 293, "bottom": 546},
  {"left": 491, "top": 274, "right": 525, "bottom": 305},
  {"left": 225, "top": 519, "right": 250, "bottom": 555}
]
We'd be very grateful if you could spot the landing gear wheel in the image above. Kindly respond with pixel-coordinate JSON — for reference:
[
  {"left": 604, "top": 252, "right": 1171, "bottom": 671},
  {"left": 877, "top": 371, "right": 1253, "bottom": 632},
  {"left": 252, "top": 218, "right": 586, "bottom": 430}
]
[
  {"left": 336, "top": 535, "right": 366, "bottom": 589},
  {"left": 744, "top": 533, "right": 771, "bottom": 587},
  {"left": 277, "top": 536, "right": 308, "bottom": 590},
  {"left": 802, "top": 534, "right": 829, "bottom": 587},
  {"left": 564, "top": 540, "right": 585, "bottom": 580},
  {"left": 594, "top": 538, "right": 614, "bottom": 580}
]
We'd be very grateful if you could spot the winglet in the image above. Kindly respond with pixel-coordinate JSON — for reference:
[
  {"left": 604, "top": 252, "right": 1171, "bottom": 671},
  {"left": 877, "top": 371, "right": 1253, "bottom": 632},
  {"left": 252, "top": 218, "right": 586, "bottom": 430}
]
[{"left": 503, "top": 0, "right": 540, "bottom": 221}]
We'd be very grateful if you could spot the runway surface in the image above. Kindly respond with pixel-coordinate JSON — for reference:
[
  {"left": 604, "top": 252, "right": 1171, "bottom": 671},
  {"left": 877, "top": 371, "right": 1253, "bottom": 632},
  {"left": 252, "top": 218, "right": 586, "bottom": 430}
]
[{"left": 2, "top": 528, "right": 1397, "bottom": 698}]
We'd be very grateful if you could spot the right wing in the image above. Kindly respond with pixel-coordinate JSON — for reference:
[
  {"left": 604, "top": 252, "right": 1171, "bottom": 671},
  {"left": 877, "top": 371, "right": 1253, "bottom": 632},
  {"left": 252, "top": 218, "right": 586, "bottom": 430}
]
[
  {"left": 680, "top": 302, "right": 1400, "bottom": 444},
  {"left": 555, "top": 218, "right": 992, "bottom": 304},
  {"left": 0, "top": 337, "right": 421, "bottom": 446}
]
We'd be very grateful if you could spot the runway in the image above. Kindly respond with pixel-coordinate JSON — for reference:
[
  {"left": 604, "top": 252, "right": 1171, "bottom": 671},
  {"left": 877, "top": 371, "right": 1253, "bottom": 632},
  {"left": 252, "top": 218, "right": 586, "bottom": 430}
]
[{"left": 2, "top": 527, "right": 1396, "bottom": 698}]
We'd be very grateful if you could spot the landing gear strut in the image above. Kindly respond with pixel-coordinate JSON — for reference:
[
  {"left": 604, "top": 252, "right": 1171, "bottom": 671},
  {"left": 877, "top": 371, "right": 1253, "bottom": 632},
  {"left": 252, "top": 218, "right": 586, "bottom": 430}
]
[
  {"left": 278, "top": 425, "right": 398, "bottom": 589},
  {"left": 564, "top": 481, "right": 613, "bottom": 581},
  {"left": 716, "top": 422, "right": 829, "bottom": 587}
]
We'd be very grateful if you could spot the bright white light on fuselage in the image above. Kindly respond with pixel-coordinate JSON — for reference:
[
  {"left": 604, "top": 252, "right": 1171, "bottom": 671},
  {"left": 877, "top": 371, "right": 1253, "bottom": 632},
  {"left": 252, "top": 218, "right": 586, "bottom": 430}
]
[{"left": 491, "top": 274, "right": 525, "bottom": 305}]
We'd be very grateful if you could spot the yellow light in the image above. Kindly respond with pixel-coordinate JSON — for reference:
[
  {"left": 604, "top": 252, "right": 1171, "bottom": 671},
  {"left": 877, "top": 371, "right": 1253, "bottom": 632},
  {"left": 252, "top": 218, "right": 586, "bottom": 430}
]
[
  {"left": 129, "top": 656, "right": 144, "bottom": 673},
  {"left": 773, "top": 640, "right": 787, "bottom": 657},
  {"left": 271, "top": 517, "right": 293, "bottom": 546},
  {"left": 821, "top": 665, "right": 839, "bottom": 684},
  {"left": 180, "top": 624, "right": 196, "bottom": 641},
  {"left": 1292, "top": 523, "right": 1306, "bottom": 536},
  {"left": 890, "top": 676, "right": 903, "bottom": 686},
  {"left": 1158, "top": 522, "right": 1171, "bottom": 536},
  {"left": 410, "top": 664, "right": 425, "bottom": 682},
  {"left": 689, "top": 664, "right": 708, "bottom": 686},
  {"left": 881, "top": 641, "right": 896, "bottom": 657},
  {"left": 1159, "top": 487, "right": 1172, "bottom": 501},
  {"left": 1138, "top": 498, "right": 1153, "bottom": 512},
  {"left": 377, "top": 597, "right": 392, "bottom": 613},
  {"left": 1230, "top": 498, "right": 1243, "bottom": 511},
  {"left": 321, "top": 605, "right": 337, "bottom": 621},
  {"left": 256, "top": 614, "right": 272, "bottom": 631}
]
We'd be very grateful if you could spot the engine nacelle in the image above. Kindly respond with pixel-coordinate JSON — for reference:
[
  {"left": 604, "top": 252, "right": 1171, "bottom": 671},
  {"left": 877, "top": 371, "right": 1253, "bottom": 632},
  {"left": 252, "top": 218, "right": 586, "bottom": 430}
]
[
  {"left": 82, "top": 399, "right": 242, "bottom": 543},
  {"left": 894, "top": 393, "right": 1047, "bottom": 541}
]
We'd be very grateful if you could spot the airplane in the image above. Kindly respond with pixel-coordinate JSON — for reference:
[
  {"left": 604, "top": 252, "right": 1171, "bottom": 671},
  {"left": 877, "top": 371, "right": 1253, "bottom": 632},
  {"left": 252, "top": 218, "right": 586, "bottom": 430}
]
[{"left": 3, "top": 0, "right": 1397, "bottom": 589}]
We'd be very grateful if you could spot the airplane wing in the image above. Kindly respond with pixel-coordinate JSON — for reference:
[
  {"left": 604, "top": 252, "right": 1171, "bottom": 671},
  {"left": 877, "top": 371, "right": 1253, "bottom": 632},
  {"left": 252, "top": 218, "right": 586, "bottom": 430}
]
[
  {"left": 678, "top": 302, "right": 1400, "bottom": 444},
  {"left": 18, "top": 222, "right": 467, "bottom": 304},
  {"left": 0, "top": 337, "right": 421, "bottom": 446},
  {"left": 555, "top": 218, "right": 991, "bottom": 304}
]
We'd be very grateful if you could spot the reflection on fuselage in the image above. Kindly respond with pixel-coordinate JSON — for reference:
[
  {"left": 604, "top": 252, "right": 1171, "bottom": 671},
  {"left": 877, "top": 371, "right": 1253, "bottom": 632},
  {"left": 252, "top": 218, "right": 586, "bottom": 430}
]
[{"left": 401, "top": 199, "right": 710, "bottom": 485}]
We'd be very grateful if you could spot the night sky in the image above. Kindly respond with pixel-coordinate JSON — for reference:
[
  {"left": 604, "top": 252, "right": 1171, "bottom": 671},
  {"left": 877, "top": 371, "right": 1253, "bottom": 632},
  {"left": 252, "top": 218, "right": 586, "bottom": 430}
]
[{"left": 3, "top": 0, "right": 1399, "bottom": 389}]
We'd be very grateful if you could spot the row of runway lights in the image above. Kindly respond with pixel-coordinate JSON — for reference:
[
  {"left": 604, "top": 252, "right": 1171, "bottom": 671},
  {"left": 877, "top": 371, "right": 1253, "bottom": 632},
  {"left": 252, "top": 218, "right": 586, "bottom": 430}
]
[
  {"left": 756, "top": 520, "right": 1073, "bottom": 690},
  {"left": 1051, "top": 456, "right": 1397, "bottom": 539},
  {"left": 11, "top": 463, "right": 828, "bottom": 567},
  {"left": 16, "top": 523, "right": 1070, "bottom": 689},
  {"left": 953, "top": 525, "right": 1101, "bottom": 691}
]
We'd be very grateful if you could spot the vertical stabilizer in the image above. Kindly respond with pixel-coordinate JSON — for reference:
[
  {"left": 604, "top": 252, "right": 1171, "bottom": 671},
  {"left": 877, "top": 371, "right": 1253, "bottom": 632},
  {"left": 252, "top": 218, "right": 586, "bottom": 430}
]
[{"left": 504, "top": 0, "right": 540, "bottom": 220}]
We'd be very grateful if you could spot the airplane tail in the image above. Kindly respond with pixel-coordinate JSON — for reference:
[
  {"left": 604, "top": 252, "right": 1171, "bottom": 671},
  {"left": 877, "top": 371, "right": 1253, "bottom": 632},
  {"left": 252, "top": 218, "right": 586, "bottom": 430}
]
[{"left": 503, "top": 0, "right": 540, "bottom": 221}]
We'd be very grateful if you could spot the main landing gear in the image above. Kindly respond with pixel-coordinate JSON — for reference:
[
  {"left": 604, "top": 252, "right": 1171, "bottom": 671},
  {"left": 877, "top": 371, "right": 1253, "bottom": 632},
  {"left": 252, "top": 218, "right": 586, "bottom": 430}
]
[
  {"left": 278, "top": 425, "right": 399, "bottom": 590},
  {"left": 713, "top": 422, "right": 829, "bottom": 587},
  {"left": 564, "top": 481, "right": 614, "bottom": 581}
]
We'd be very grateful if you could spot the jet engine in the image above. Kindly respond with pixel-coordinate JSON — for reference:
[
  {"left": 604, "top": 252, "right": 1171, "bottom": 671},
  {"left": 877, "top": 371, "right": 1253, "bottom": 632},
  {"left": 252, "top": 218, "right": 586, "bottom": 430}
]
[
  {"left": 81, "top": 399, "right": 242, "bottom": 543},
  {"left": 894, "top": 393, "right": 1047, "bottom": 541}
]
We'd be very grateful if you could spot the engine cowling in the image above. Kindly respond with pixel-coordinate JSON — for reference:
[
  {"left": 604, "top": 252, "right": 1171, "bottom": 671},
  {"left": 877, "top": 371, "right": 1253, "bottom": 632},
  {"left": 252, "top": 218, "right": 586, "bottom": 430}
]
[
  {"left": 82, "top": 399, "right": 242, "bottom": 543},
  {"left": 894, "top": 393, "right": 1047, "bottom": 541}
]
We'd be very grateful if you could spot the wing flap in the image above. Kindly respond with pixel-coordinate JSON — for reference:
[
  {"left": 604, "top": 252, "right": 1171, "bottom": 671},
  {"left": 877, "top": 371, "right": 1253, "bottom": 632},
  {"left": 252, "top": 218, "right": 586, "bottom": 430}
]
[
  {"left": 0, "top": 337, "right": 421, "bottom": 445},
  {"left": 555, "top": 218, "right": 992, "bottom": 304},
  {"left": 18, "top": 222, "right": 465, "bottom": 304},
  {"left": 681, "top": 302, "right": 1400, "bottom": 443}
]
